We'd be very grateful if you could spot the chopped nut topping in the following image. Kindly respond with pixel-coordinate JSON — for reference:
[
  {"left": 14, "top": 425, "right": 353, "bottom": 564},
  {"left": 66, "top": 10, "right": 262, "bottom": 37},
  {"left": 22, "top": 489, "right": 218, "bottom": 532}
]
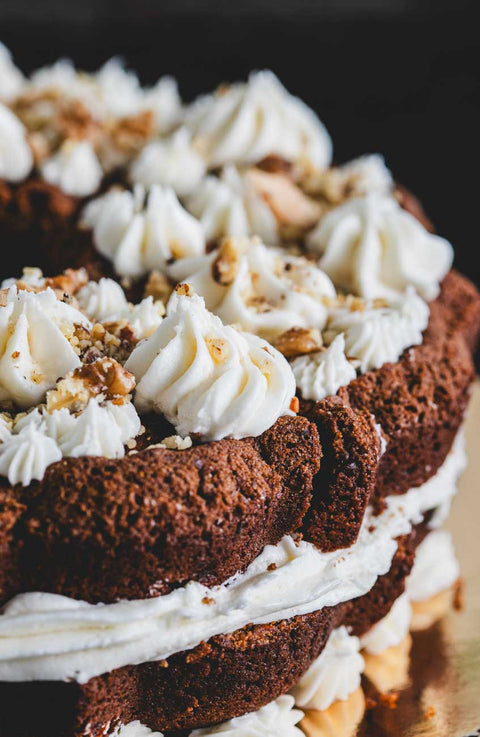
[
  {"left": 247, "top": 168, "right": 322, "bottom": 233},
  {"left": 46, "top": 357, "right": 135, "bottom": 412},
  {"left": 160, "top": 435, "right": 193, "bottom": 450},
  {"left": 211, "top": 237, "right": 244, "bottom": 286},
  {"left": 274, "top": 327, "right": 323, "bottom": 358},
  {"left": 55, "top": 99, "right": 98, "bottom": 142},
  {"left": 45, "top": 268, "right": 89, "bottom": 296},
  {"left": 290, "top": 396, "right": 300, "bottom": 413},
  {"left": 144, "top": 270, "right": 173, "bottom": 304},
  {"left": 108, "top": 111, "right": 155, "bottom": 155},
  {"left": 175, "top": 283, "right": 194, "bottom": 297}
]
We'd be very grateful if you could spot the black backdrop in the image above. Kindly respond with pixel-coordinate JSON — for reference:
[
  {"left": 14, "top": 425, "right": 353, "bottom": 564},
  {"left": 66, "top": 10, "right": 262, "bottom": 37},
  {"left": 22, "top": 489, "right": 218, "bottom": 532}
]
[{"left": 1, "top": 0, "right": 479, "bottom": 286}]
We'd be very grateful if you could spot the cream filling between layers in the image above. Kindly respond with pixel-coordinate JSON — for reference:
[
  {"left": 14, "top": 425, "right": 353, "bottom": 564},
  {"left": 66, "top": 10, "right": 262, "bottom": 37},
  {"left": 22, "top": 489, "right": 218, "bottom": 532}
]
[{"left": 0, "top": 430, "right": 465, "bottom": 684}]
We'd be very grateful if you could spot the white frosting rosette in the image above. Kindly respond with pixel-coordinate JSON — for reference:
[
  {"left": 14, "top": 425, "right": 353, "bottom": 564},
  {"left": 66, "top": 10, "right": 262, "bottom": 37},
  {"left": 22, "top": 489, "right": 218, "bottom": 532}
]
[
  {"left": 307, "top": 193, "right": 453, "bottom": 300},
  {"left": 169, "top": 237, "right": 336, "bottom": 341},
  {"left": 324, "top": 288, "right": 430, "bottom": 373},
  {"left": 41, "top": 139, "right": 103, "bottom": 197},
  {"left": 129, "top": 128, "right": 206, "bottom": 196},
  {"left": 0, "top": 43, "right": 25, "bottom": 101},
  {"left": 185, "top": 70, "right": 332, "bottom": 172},
  {"left": 0, "top": 103, "right": 33, "bottom": 183},
  {"left": 291, "top": 334, "right": 357, "bottom": 401},
  {"left": 76, "top": 278, "right": 164, "bottom": 340},
  {"left": 190, "top": 696, "right": 304, "bottom": 736},
  {"left": 125, "top": 289, "right": 296, "bottom": 440},
  {"left": 406, "top": 530, "right": 460, "bottom": 603},
  {"left": 82, "top": 184, "right": 205, "bottom": 278},
  {"left": 360, "top": 593, "right": 412, "bottom": 655},
  {"left": 0, "top": 286, "right": 91, "bottom": 409}
]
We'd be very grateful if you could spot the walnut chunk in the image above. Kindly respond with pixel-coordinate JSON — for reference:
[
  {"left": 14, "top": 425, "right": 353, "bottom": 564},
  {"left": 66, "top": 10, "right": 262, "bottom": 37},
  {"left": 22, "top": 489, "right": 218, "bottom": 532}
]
[
  {"left": 47, "top": 357, "right": 135, "bottom": 412},
  {"left": 211, "top": 237, "right": 245, "bottom": 286},
  {"left": 175, "top": 283, "right": 194, "bottom": 297},
  {"left": 45, "top": 268, "right": 89, "bottom": 296},
  {"left": 144, "top": 270, "right": 173, "bottom": 304},
  {"left": 274, "top": 327, "right": 323, "bottom": 358},
  {"left": 247, "top": 168, "right": 322, "bottom": 232},
  {"left": 108, "top": 111, "right": 155, "bottom": 154}
]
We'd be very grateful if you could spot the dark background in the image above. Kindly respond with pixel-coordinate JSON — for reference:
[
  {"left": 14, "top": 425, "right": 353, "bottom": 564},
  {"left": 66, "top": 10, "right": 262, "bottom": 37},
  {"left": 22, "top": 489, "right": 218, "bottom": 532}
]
[{"left": 1, "top": 0, "right": 479, "bottom": 286}]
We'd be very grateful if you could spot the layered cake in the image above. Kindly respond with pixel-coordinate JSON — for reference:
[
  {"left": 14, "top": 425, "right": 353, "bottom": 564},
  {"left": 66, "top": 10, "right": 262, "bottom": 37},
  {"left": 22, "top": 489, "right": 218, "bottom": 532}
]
[{"left": 1, "top": 45, "right": 480, "bottom": 737}]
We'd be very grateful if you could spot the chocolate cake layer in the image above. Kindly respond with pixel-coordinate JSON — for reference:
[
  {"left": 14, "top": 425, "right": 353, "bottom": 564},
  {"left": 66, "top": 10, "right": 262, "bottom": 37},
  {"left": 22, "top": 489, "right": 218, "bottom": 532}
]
[
  {"left": 299, "top": 396, "right": 380, "bottom": 552},
  {"left": 339, "top": 283, "right": 477, "bottom": 502},
  {"left": 0, "top": 524, "right": 426, "bottom": 737},
  {"left": 0, "top": 415, "right": 321, "bottom": 605}
]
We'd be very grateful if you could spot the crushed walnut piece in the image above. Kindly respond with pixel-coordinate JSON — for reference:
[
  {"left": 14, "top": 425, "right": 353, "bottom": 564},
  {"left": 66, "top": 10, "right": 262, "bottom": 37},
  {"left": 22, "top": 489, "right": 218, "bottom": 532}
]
[
  {"left": 246, "top": 168, "right": 322, "bottom": 235},
  {"left": 144, "top": 270, "right": 174, "bottom": 304},
  {"left": 175, "top": 283, "right": 194, "bottom": 298},
  {"left": 161, "top": 435, "right": 193, "bottom": 450},
  {"left": 107, "top": 111, "right": 155, "bottom": 156},
  {"left": 211, "top": 237, "right": 245, "bottom": 286},
  {"left": 44, "top": 268, "right": 89, "bottom": 296},
  {"left": 274, "top": 327, "right": 323, "bottom": 358},
  {"left": 55, "top": 99, "right": 99, "bottom": 143},
  {"left": 46, "top": 357, "right": 135, "bottom": 413}
]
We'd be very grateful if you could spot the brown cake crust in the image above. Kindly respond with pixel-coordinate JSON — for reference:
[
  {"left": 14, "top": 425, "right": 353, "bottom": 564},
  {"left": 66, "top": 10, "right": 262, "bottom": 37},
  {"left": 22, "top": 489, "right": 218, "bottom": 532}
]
[
  {"left": 0, "top": 415, "right": 321, "bottom": 605},
  {"left": 0, "top": 523, "right": 430, "bottom": 737},
  {"left": 299, "top": 396, "right": 380, "bottom": 551},
  {"left": 338, "top": 288, "right": 476, "bottom": 501}
]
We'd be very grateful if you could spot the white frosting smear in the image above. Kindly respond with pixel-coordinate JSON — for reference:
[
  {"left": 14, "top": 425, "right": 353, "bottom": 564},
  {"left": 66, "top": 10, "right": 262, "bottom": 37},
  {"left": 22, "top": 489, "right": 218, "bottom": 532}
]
[
  {"left": 325, "top": 287, "right": 430, "bottom": 373},
  {"left": 169, "top": 237, "right": 336, "bottom": 341},
  {"left": 291, "top": 626, "right": 364, "bottom": 710},
  {"left": 129, "top": 128, "right": 206, "bottom": 197},
  {"left": 185, "top": 70, "right": 332, "bottom": 171},
  {"left": 82, "top": 184, "right": 205, "bottom": 278},
  {"left": 0, "top": 286, "right": 90, "bottom": 409},
  {"left": 125, "top": 290, "right": 295, "bottom": 440},
  {"left": 41, "top": 139, "right": 103, "bottom": 197},
  {"left": 0, "top": 433, "right": 465, "bottom": 683},
  {"left": 190, "top": 695, "right": 304, "bottom": 736},
  {"left": 0, "top": 103, "right": 33, "bottom": 182},
  {"left": 307, "top": 193, "right": 453, "bottom": 300},
  {"left": 291, "top": 334, "right": 356, "bottom": 401},
  {"left": 407, "top": 529, "right": 460, "bottom": 603},
  {"left": 360, "top": 593, "right": 412, "bottom": 655}
]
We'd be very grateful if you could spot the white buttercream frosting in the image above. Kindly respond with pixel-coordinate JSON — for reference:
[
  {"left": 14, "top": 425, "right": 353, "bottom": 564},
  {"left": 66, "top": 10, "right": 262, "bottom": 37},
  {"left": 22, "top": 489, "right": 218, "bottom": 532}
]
[
  {"left": 0, "top": 421, "right": 62, "bottom": 486},
  {"left": 292, "top": 627, "right": 364, "bottom": 710},
  {"left": 308, "top": 154, "right": 393, "bottom": 201},
  {"left": 325, "top": 288, "right": 430, "bottom": 373},
  {"left": 0, "top": 103, "right": 33, "bottom": 182},
  {"left": 142, "top": 76, "right": 182, "bottom": 134},
  {"left": 186, "top": 165, "right": 280, "bottom": 245},
  {"left": 0, "top": 436, "right": 464, "bottom": 682},
  {"left": 291, "top": 334, "right": 356, "bottom": 400},
  {"left": 0, "top": 398, "right": 141, "bottom": 486},
  {"left": 169, "top": 237, "right": 336, "bottom": 341},
  {"left": 125, "top": 290, "right": 295, "bottom": 440},
  {"left": 76, "top": 278, "right": 164, "bottom": 340},
  {"left": 82, "top": 184, "right": 205, "bottom": 278},
  {"left": 129, "top": 128, "right": 206, "bottom": 197},
  {"left": 112, "top": 723, "right": 163, "bottom": 737},
  {"left": 190, "top": 696, "right": 304, "bottom": 736},
  {"left": 0, "top": 43, "right": 25, "bottom": 101},
  {"left": 407, "top": 530, "right": 460, "bottom": 603},
  {"left": 307, "top": 194, "right": 453, "bottom": 300},
  {"left": 185, "top": 70, "right": 332, "bottom": 171},
  {"left": 0, "top": 286, "right": 90, "bottom": 409},
  {"left": 360, "top": 593, "right": 412, "bottom": 655},
  {"left": 41, "top": 139, "right": 103, "bottom": 197}
]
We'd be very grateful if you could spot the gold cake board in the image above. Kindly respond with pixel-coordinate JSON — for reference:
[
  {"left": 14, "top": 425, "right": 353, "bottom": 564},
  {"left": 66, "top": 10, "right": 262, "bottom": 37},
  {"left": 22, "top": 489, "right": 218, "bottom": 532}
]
[{"left": 302, "top": 380, "right": 480, "bottom": 737}]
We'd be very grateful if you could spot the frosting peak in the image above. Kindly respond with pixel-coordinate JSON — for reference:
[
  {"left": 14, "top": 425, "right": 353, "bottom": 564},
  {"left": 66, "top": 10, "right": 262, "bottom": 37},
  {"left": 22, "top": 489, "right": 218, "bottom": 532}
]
[
  {"left": 125, "top": 288, "right": 296, "bottom": 440},
  {"left": 169, "top": 237, "right": 336, "bottom": 341},
  {"left": 0, "top": 43, "right": 25, "bottom": 101},
  {"left": 0, "top": 286, "right": 90, "bottom": 410},
  {"left": 0, "top": 103, "right": 33, "bottom": 183},
  {"left": 41, "top": 139, "right": 103, "bottom": 197},
  {"left": 129, "top": 127, "right": 206, "bottom": 196},
  {"left": 81, "top": 184, "right": 205, "bottom": 278},
  {"left": 307, "top": 193, "right": 453, "bottom": 300},
  {"left": 185, "top": 70, "right": 332, "bottom": 172}
]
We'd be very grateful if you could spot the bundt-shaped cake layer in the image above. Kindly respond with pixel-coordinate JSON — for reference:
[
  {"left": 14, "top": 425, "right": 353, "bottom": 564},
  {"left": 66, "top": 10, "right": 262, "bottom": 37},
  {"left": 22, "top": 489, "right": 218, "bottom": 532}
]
[
  {"left": 339, "top": 283, "right": 477, "bottom": 501},
  {"left": 0, "top": 415, "right": 321, "bottom": 605}
]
